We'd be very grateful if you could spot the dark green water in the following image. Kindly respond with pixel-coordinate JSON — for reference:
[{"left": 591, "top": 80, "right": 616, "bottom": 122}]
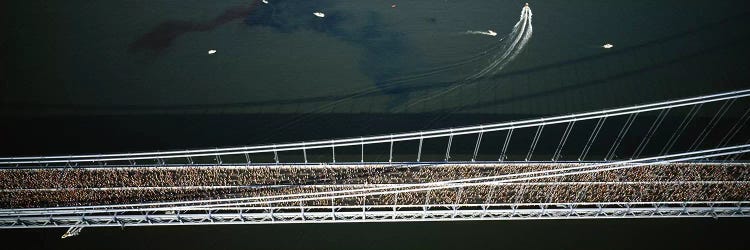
[
  {"left": 3, "top": 219, "right": 750, "bottom": 250},
  {"left": 2, "top": 0, "right": 750, "bottom": 248}
]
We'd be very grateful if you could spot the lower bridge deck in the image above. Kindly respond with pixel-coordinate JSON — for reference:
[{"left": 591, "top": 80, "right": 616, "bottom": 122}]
[
  {"left": 1, "top": 162, "right": 749, "bottom": 229},
  {"left": 2, "top": 162, "right": 748, "bottom": 208}
]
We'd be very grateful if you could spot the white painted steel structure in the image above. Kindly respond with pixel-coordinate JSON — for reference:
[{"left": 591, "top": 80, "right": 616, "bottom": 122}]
[
  {"left": 3, "top": 202, "right": 748, "bottom": 229},
  {"left": 1, "top": 89, "right": 749, "bottom": 166},
  {"left": 1, "top": 146, "right": 748, "bottom": 229},
  {"left": 0, "top": 89, "right": 749, "bottom": 233}
]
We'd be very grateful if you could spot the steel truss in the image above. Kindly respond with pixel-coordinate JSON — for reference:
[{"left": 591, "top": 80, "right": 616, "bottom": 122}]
[
  {"left": 2, "top": 202, "right": 747, "bottom": 228},
  {"left": 1, "top": 89, "right": 749, "bottom": 167},
  {"left": 1, "top": 89, "right": 749, "bottom": 235}
]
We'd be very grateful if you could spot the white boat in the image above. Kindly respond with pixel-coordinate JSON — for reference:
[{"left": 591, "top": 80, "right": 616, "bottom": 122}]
[
  {"left": 208, "top": 49, "right": 217, "bottom": 54},
  {"left": 262, "top": 0, "right": 268, "bottom": 4},
  {"left": 487, "top": 30, "right": 497, "bottom": 36},
  {"left": 313, "top": 12, "right": 325, "bottom": 18},
  {"left": 602, "top": 43, "right": 614, "bottom": 49}
]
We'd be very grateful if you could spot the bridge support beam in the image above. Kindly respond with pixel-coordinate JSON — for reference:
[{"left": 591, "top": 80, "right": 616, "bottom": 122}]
[{"left": 4, "top": 202, "right": 747, "bottom": 228}]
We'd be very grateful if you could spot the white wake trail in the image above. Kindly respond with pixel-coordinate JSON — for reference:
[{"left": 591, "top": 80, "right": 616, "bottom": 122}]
[
  {"left": 481, "top": 20, "right": 525, "bottom": 74},
  {"left": 400, "top": 5, "right": 534, "bottom": 110},
  {"left": 465, "top": 30, "right": 498, "bottom": 36},
  {"left": 470, "top": 5, "right": 533, "bottom": 79},
  {"left": 489, "top": 6, "right": 533, "bottom": 75}
]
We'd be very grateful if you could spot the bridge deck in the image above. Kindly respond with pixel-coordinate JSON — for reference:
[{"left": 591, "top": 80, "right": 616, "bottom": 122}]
[{"left": 2, "top": 162, "right": 747, "bottom": 209}]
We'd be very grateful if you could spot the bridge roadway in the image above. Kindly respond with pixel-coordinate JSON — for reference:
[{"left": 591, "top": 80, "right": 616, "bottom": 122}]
[
  {"left": 1, "top": 162, "right": 748, "bottom": 208},
  {"left": 1, "top": 89, "right": 749, "bottom": 231},
  {"left": 1, "top": 161, "right": 749, "bottom": 229}
]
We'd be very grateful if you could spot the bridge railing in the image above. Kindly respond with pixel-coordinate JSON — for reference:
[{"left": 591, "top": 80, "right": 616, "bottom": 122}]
[
  {"left": 1, "top": 89, "right": 749, "bottom": 167},
  {"left": 1, "top": 89, "right": 750, "bottom": 229},
  {"left": 3, "top": 201, "right": 749, "bottom": 228},
  {"left": 4, "top": 143, "right": 748, "bottom": 216}
]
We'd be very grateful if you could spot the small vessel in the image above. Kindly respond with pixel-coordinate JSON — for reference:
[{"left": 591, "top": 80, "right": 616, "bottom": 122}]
[
  {"left": 262, "top": 0, "right": 268, "bottom": 4},
  {"left": 313, "top": 12, "right": 325, "bottom": 18},
  {"left": 208, "top": 49, "right": 217, "bottom": 54},
  {"left": 602, "top": 43, "right": 614, "bottom": 49},
  {"left": 487, "top": 30, "right": 497, "bottom": 36}
]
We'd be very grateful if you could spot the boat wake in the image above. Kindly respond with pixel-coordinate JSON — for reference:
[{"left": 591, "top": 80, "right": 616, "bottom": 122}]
[
  {"left": 468, "top": 4, "right": 533, "bottom": 79},
  {"left": 465, "top": 30, "right": 498, "bottom": 37},
  {"left": 402, "top": 4, "right": 534, "bottom": 109}
]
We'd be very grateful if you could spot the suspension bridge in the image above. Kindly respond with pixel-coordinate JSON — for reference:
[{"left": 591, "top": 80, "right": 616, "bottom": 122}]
[{"left": 1, "top": 89, "right": 749, "bottom": 238}]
